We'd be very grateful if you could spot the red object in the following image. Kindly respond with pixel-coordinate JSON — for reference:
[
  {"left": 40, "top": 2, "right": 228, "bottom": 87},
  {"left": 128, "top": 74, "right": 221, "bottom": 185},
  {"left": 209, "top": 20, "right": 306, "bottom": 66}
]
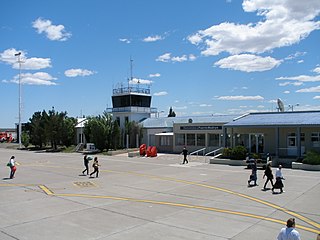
[
  {"left": 146, "top": 146, "right": 152, "bottom": 157},
  {"left": 12, "top": 166, "right": 17, "bottom": 172},
  {"left": 139, "top": 144, "right": 146, "bottom": 156},
  {"left": 150, "top": 146, "right": 157, "bottom": 157}
]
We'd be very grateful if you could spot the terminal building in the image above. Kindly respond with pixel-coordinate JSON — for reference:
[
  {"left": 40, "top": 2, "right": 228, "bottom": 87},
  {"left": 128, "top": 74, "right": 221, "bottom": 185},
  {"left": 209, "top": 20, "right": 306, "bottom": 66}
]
[
  {"left": 140, "top": 111, "right": 320, "bottom": 159},
  {"left": 76, "top": 76, "right": 320, "bottom": 160}
]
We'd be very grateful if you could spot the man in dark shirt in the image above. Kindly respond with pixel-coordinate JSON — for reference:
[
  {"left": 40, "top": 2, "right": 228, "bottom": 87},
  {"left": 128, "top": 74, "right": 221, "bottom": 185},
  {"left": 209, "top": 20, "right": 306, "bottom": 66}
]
[{"left": 182, "top": 146, "right": 188, "bottom": 164}]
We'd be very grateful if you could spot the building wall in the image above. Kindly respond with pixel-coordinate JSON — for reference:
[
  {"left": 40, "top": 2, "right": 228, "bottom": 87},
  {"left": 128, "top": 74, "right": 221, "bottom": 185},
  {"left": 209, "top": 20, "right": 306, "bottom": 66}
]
[
  {"left": 225, "top": 126, "right": 320, "bottom": 157},
  {"left": 173, "top": 122, "right": 225, "bottom": 153}
]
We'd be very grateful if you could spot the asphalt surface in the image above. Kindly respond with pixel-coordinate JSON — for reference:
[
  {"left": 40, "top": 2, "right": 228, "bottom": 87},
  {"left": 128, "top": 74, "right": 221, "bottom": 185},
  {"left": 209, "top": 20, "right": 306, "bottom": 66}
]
[{"left": 0, "top": 147, "right": 319, "bottom": 240}]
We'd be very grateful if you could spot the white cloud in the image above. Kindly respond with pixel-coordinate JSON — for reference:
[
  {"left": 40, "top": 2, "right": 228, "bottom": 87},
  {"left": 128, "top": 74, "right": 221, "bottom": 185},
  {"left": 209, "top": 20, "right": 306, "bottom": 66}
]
[
  {"left": 189, "top": 54, "right": 197, "bottom": 61},
  {"left": 129, "top": 77, "right": 153, "bottom": 85},
  {"left": 216, "top": 95, "right": 264, "bottom": 100},
  {"left": 279, "top": 81, "right": 303, "bottom": 86},
  {"left": 285, "top": 51, "right": 307, "bottom": 60},
  {"left": 188, "top": 0, "right": 320, "bottom": 56},
  {"left": 314, "top": 96, "right": 320, "bottom": 99},
  {"left": 154, "top": 91, "right": 168, "bottom": 96},
  {"left": 32, "top": 18, "right": 71, "bottom": 41},
  {"left": 156, "top": 53, "right": 171, "bottom": 62},
  {"left": 3, "top": 72, "right": 57, "bottom": 85},
  {"left": 276, "top": 75, "right": 320, "bottom": 82},
  {"left": 214, "top": 54, "right": 281, "bottom": 72},
  {"left": 296, "top": 86, "right": 320, "bottom": 93},
  {"left": 156, "top": 53, "right": 197, "bottom": 63},
  {"left": 0, "top": 48, "right": 51, "bottom": 70},
  {"left": 119, "top": 38, "right": 131, "bottom": 43},
  {"left": 313, "top": 66, "right": 320, "bottom": 74},
  {"left": 143, "top": 35, "right": 163, "bottom": 42},
  {"left": 283, "top": 90, "right": 290, "bottom": 94},
  {"left": 149, "top": 73, "right": 161, "bottom": 78},
  {"left": 199, "top": 104, "right": 212, "bottom": 107},
  {"left": 172, "top": 55, "right": 188, "bottom": 62},
  {"left": 64, "top": 68, "right": 95, "bottom": 77}
]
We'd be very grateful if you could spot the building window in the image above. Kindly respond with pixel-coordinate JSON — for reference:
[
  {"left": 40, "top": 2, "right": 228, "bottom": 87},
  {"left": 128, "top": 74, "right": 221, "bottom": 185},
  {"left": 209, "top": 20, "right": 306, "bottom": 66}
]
[
  {"left": 116, "top": 117, "right": 120, "bottom": 127},
  {"left": 208, "top": 134, "right": 219, "bottom": 146},
  {"left": 197, "top": 134, "right": 205, "bottom": 146},
  {"left": 187, "top": 134, "right": 195, "bottom": 146},
  {"left": 125, "top": 116, "right": 129, "bottom": 124},
  {"left": 175, "top": 134, "right": 185, "bottom": 146},
  {"left": 311, "top": 132, "right": 320, "bottom": 147},
  {"left": 160, "top": 136, "right": 170, "bottom": 146}
]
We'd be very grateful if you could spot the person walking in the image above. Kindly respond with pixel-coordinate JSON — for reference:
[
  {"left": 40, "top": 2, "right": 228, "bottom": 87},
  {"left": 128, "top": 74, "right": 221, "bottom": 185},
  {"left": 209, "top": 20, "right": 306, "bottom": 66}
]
[
  {"left": 89, "top": 157, "right": 100, "bottom": 178},
  {"left": 8, "top": 156, "right": 17, "bottom": 179},
  {"left": 277, "top": 218, "right": 301, "bottom": 240},
  {"left": 262, "top": 163, "right": 274, "bottom": 190},
  {"left": 248, "top": 159, "right": 258, "bottom": 186},
  {"left": 82, "top": 155, "right": 90, "bottom": 175},
  {"left": 273, "top": 164, "right": 285, "bottom": 193},
  {"left": 181, "top": 146, "right": 188, "bottom": 164}
]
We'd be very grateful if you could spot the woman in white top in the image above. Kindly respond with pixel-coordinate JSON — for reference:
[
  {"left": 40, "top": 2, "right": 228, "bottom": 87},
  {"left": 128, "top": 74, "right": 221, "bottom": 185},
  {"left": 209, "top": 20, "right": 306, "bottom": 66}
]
[{"left": 9, "top": 156, "right": 16, "bottom": 179}]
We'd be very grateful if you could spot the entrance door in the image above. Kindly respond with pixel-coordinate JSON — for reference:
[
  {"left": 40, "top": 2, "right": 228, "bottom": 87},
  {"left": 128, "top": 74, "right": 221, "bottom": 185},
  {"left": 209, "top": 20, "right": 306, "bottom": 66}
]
[
  {"left": 287, "top": 135, "right": 297, "bottom": 156},
  {"left": 249, "top": 134, "right": 264, "bottom": 153}
]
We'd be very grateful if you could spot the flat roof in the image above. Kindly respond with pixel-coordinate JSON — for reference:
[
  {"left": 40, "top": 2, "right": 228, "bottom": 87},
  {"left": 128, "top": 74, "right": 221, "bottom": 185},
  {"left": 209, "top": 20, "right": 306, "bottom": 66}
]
[{"left": 224, "top": 111, "right": 320, "bottom": 127}]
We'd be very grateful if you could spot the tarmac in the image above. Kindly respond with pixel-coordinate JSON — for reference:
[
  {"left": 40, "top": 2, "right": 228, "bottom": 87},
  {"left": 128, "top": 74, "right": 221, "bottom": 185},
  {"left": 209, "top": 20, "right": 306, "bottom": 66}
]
[{"left": 0, "top": 147, "right": 319, "bottom": 240}]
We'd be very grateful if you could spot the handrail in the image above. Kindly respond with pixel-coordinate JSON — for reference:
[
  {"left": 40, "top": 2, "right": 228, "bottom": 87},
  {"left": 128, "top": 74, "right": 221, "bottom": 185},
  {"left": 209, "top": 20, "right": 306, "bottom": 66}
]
[
  {"left": 205, "top": 147, "right": 224, "bottom": 156},
  {"left": 190, "top": 148, "right": 206, "bottom": 156}
]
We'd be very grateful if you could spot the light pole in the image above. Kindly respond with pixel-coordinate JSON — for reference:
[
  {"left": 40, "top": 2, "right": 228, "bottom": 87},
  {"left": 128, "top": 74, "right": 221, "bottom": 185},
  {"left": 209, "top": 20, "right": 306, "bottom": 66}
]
[{"left": 15, "top": 52, "right": 22, "bottom": 149}]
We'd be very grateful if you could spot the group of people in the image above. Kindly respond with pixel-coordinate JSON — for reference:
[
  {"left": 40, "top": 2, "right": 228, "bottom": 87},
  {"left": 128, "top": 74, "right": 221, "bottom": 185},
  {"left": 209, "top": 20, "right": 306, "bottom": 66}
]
[
  {"left": 82, "top": 155, "right": 100, "bottom": 178},
  {"left": 5, "top": 151, "right": 315, "bottom": 239},
  {"left": 247, "top": 158, "right": 285, "bottom": 194}
]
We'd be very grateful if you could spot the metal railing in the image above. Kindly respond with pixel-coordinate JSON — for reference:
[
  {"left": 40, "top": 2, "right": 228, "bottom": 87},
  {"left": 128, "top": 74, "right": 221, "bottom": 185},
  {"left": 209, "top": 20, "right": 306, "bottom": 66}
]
[
  {"left": 190, "top": 147, "right": 206, "bottom": 156},
  {"left": 204, "top": 147, "right": 224, "bottom": 163}
]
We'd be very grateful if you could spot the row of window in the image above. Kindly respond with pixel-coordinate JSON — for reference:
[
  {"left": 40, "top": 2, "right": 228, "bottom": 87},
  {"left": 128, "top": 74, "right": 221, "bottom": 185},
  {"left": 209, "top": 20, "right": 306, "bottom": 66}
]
[{"left": 159, "top": 132, "right": 320, "bottom": 147}]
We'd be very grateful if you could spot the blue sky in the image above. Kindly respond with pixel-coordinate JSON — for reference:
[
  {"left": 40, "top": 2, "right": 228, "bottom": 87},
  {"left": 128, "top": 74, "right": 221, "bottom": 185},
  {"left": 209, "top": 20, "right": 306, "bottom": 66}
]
[{"left": 1, "top": 0, "right": 320, "bottom": 128}]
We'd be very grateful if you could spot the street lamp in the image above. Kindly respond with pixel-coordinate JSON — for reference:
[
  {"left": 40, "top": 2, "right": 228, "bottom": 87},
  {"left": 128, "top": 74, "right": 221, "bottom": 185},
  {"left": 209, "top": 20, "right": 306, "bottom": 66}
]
[{"left": 15, "top": 52, "right": 22, "bottom": 149}]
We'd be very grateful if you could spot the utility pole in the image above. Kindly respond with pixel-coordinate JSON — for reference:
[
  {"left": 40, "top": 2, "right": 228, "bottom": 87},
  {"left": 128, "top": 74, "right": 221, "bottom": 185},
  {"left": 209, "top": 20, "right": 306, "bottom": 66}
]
[{"left": 15, "top": 52, "right": 22, "bottom": 149}]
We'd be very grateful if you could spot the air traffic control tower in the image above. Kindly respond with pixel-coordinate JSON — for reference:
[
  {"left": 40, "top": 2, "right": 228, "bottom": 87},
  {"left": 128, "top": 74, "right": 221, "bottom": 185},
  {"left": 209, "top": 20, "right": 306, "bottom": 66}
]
[{"left": 106, "top": 82, "right": 158, "bottom": 129}]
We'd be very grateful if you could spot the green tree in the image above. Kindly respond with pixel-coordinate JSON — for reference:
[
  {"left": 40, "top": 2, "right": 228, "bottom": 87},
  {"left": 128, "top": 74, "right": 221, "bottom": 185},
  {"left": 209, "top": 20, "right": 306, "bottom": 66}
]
[
  {"left": 110, "top": 120, "right": 121, "bottom": 150},
  {"left": 168, "top": 107, "right": 176, "bottom": 117},
  {"left": 61, "top": 117, "right": 77, "bottom": 147},
  {"left": 21, "top": 131, "right": 30, "bottom": 148},
  {"left": 29, "top": 111, "right": 47, "bottom": 148},
  {"left": 125, "top": 120, "right": 142, "bottom": 148},
  {"left": 84, "top": 112, "right": 113, "bottom": 151},
  {"left": 46, "top": 108, "right": 67, "bottom": 150}
]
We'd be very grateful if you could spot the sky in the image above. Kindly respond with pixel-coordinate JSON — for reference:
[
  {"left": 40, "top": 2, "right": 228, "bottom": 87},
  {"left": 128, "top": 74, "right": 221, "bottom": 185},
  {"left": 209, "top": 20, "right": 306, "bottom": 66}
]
[{"left": 1, "top": 0, "right": 320, "bottom": 128}]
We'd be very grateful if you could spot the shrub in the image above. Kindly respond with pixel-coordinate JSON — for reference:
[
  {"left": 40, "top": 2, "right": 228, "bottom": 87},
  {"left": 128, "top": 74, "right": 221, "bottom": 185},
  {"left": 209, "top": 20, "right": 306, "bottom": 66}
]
[
  {"left": 222, "top": 146, "right": 247, "bottom": 160},
  {"left": 302, "top": 150, "right": 320, "bottom": 165},
  {"left": 231, "top": 145, "right": 247, "bottom": 160},
  {"left": 222, "top": 148, "right": 232, "bottom": 158}
]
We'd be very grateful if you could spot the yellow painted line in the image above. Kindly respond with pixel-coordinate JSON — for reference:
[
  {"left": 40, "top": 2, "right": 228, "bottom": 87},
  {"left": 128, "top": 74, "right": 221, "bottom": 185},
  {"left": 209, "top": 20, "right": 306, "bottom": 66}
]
[
  {"left": 0, "top": 183, "right": 37, "bottom": 187},
  {"left": 17, "top": 164, "right": 320, "bottom": 229},
  {"left": 103, "top": 169, "right": 320, "bottom": 229},
  {"left": 53, "top": 192, "right": 320, "bottom": 234},
  {"left": 38, "top": 185, "right": 54, "bottom": 195}
]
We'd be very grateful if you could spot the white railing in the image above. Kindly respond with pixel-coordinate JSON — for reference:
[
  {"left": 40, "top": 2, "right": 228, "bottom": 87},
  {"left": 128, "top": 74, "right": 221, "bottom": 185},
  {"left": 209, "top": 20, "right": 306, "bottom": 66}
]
[
  {"left": 190, "top": 147, "right": 206, "bottom": 156},
  {"left": 204, "top": 147, "right": 224, "bottom": 163}
]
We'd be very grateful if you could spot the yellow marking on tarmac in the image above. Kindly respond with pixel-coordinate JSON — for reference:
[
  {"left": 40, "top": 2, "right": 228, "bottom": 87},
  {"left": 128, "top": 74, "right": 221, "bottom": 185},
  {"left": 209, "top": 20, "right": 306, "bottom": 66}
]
[
  {"left": 17, "top": 164, "right": 320, "bottom": 230},
  {"left": 102, "top": 169, "right": 320, "bottom": 230},
  {"left": 0, "top": 183, "right": 37, "bottom": 187},
  {"left": 38, "top": 185, "right": 54, "bottom": 195},
  {"left": 51, "top": 192, "right": 320, "bottom": 234}
]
